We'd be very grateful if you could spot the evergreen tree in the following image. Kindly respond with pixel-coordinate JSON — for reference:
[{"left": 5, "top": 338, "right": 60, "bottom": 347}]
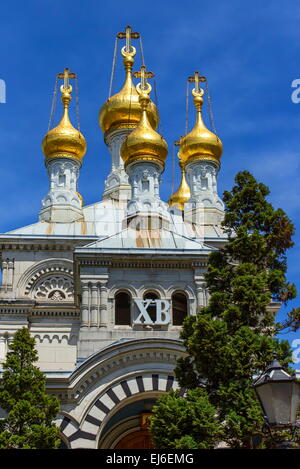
[
  {"left": 0, "top": 327, "right": 61, "bottom": 449},
  {"left": 151, "top": 171, "right": 300, "bottom": 449},
  {"left": 150, "top": 389, "right": 224, "bottom": 449}
]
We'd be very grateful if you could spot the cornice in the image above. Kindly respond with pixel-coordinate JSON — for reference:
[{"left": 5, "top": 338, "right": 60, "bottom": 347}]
[
  {"left": 0, "top": 235, "right": 98, "bottom": 252},
  {"left": 0, "top": 303, "right": 79, "bottom": 317},
  {"left": 75, "top": 253, "right": 209, "bottom": 270}
]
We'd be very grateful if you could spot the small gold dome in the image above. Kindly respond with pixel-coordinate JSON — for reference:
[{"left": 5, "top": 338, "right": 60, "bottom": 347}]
[
  {"left": 180, "top": 90, "right": 222, "bottom": 167},
  {"left": 121, "top": 84, "right": 168, "bottom": 168},
  {"left": 42, "top": 85, "right": 86, "bottom": 164},
  {"left": 99, "top": 47, "right": 159, "bottom": 134},
  {"left": 168, "top": 161, "right": 191, "bottom": 210}
]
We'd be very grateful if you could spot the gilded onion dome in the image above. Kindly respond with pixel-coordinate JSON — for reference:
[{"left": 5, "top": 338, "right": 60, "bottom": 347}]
[
  {"left": 99, "top": 46, "right": 159, "bottom": 134},
  {"left": 42, "top": 84, "right": 86, "bottom": 164},
  {"left": 179, "top": 88, "right": 222, "bottom": 167},
  {"left": 168, "top": 160, "right": 191, "bottom": 210},
  {"left": 121, "top": 82, "right": 168, "bottom": 168}
]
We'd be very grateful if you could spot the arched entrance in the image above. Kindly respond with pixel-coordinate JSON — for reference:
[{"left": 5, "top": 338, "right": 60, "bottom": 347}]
[
  {"left": 114, "top": 411, "right": 154, "bottom": 449},
  {"left": 98, "top": 400, "right": 156, "bottom": 449},
  {"left": 57, "top": 339, "right": 185, "bottom": 449},
  {"left": 114, "top": 429, "right": 154, "bottom": 449}
]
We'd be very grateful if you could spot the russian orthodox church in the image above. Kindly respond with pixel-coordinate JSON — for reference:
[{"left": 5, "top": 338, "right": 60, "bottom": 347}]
[{"left": 0, "top": 27, "right": 227, "bottom": 449}]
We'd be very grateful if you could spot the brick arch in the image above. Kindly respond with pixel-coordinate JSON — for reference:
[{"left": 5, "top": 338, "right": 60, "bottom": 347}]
[{"left": 61, "top": 372, "right": 182, "bottom": 449}]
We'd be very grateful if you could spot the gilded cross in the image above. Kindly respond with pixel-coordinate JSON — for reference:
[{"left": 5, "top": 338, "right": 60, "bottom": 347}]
[
  {"left": 188, "top": 71, "right": 206, "bottom": 92},
  {"left": 133, "top": 66, "right": 154, "bottom": 90},
  {"left": 58, "top": 68, "right": 76, "bottom": 90},
  {"left": 117, "top": 25, "right": 140, "bottom": 53}
]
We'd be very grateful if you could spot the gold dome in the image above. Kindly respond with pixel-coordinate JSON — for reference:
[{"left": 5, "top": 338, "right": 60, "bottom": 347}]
[
  {"left": 168, "top": 161, "right": 191, "bottom": 210},
  {"left": 180, "top": 89, "right": 222, "bottom": 167},
  {"left": 121, "top": 82, "right": 168, "bottom": 168},
  {"left": 99, "top": 46, "right": 159, "bottom": 134},
  {"left": 42, "top": 84, "right": 86, "bottom": 164}
]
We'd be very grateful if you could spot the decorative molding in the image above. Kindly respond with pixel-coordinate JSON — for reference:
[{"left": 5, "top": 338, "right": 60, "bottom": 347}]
[
  {"left": 107, "top": 284, "right": 138, "bottom": 299},
  {"left": 60, "top": 372, "right": 182, "bottom": 449},
  {"left": 33, "top": 333, "right": 77, "bottom": 345},
  {"left": 72, "top": 350, "right": 182, "bottom": 400},
  {"left": 0, "top": 308, "right": 30, "bottom": 315},
  {"left": 33, "top": 275, "right": 74, "bottom": 302},
  {"left": 17, "top": 258, "right": 73, "bottom": 297},
  {"left": 30, "top": 310, "right": 79, "bottom": 317},
  {"left": 185, "top": 161, "right": 224, "bottom": 210},
  {"left": 165, "top": 284, "right": 196, "bottom": 300},
  {"left": 78, "top": 258, "right": 207, "bottom": 270}
]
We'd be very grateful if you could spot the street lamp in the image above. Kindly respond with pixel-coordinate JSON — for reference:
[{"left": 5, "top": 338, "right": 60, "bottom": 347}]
[{"left": 253, "top": 358, "right": 300, "bottom": 447}]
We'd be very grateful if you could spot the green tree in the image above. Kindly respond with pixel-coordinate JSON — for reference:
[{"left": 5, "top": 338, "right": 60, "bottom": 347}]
[
  {"left": 151, "top": 171, "right": 300, "bottom": 449},
  {"left": 0, "top": 327, "right": 61, "bottom": 449},
  {"left": 150, "top": 389, "right": 224, "bottom": 449}
]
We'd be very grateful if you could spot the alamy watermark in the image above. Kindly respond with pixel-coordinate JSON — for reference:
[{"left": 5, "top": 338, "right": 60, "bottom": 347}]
[
  {"left": 292, "top": 339, "right": 300, "bottom": 364},
  {"left": 0, "top": 79, "right": 6, "bottom": 103},
  {"left": 291, "top": 79, "right": 300, "bottom": 103}
]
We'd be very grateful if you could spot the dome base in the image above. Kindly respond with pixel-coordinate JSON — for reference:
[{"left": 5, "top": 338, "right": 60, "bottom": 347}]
[{"left": 39, "top": 204, "right": 84, "bottom": 223}]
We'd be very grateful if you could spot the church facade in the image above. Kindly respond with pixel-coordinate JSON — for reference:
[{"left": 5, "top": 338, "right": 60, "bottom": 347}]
[{"left": 0, "top": 27, "right": 227, "bottom": 449}]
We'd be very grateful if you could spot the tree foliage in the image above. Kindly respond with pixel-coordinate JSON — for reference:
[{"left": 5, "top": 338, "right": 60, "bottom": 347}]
[
  {"left": 151, "top": 171, "right": 299, "bottom": 449},
  {"left": 0, "top": 327, "right": 61, "bottom": 449},
  {"left": 150, "top": 389, "right": 224, "bottom": 449}
]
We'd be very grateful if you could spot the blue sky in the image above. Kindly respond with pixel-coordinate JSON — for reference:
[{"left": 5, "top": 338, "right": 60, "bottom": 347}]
[{"left": 0, "top": 0, "right": 300, "bottom": 363}]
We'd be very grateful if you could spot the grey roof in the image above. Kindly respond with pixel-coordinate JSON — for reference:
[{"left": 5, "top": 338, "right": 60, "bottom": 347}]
[{"left": 76, "top": 227, "right": 216, "bottom": 253}]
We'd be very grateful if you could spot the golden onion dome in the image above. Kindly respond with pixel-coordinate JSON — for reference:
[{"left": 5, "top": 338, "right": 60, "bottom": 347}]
[
  {"left": 179, "top": 88, "right": 222, "bottom": 167},
  {"left": 99, "top": 46, "right": 159, "bottom": 134},
  {"left": 168, "top": 160, "right": 191, "bottom": 210},
  {"left": 121, "top": 82, "right": 168, "bottom": 168},
  {"left": 42, "top": 84, "right": 86, "bottom": 164}
]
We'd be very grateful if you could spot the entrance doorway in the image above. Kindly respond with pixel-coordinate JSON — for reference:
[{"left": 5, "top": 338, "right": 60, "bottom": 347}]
[
  {"left": 98, "top": 399, "right": 157, "bottom": 449},
  {"left": 114, "top": 429, "right": 154, "bottom": 449}
]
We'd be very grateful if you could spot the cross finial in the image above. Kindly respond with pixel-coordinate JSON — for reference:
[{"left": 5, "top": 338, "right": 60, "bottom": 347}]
[
  {"left": 57, "top": 68, "right": 76, "bottom": 91},
  {"left": 188, "top": 71, "right": 206, "bottom": 97},
  {"left": 133, "top": 66, "right": 154, "bottom": 91},
  {"left": 188, "top": 72, "right": 206, "bottom": 96},
  {"left": 117, "top": 25, "right": 140, "bottom": 54}
]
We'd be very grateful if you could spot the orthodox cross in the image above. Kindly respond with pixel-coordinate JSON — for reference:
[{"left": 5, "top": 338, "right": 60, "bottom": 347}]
[
  {"left": 58, "top": 68, "right": 76, "bottom": 90},
  {"left": 133, "top": 66, "right": 154, "bottom": 90},
  {"left": 117, "top": 25, "right": 140, "bottom": 53},
  {"left": 188, "top": 71, "right": 206, "bottom": 93}
]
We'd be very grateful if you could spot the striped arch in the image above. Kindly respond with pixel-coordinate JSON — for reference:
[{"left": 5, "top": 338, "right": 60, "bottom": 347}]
[{"left": 60, "top": 373, "right": 183, "bottom": 449}]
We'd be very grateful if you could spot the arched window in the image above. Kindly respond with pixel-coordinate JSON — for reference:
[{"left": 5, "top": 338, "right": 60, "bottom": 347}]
[
  {"left": 143, "top": 291, "right": 159, "bottom": 324},
  {"left": 172, "top": 291, "right": 188, "bottom": 325},
  {"left": 115, "top": 291, "right": 131, "bottom": 325}
]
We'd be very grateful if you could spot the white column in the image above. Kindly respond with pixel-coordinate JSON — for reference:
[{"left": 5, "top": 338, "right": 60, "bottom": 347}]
[
  {"left": 7, "top": 260, "right": 14, "bottom": 287},
  {"left": 100, "top": 282, "right": 108, "bottom": 327},
  {"left": 2, "top": 260, "right": 7, "bottom": 289},
  {"left": 81, "top": 283, "right": 90, "bottom": 327},
  {"left": 90, "top": 283, "right": 99, "bottom": 328}
]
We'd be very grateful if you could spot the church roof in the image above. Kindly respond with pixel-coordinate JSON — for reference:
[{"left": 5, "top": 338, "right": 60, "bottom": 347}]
[
  {"left": 4, "top": 199, "right": 227, "bottom": 246},
  {"left": 75, "top": 226, "right": 217, "bottom": 253}
]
